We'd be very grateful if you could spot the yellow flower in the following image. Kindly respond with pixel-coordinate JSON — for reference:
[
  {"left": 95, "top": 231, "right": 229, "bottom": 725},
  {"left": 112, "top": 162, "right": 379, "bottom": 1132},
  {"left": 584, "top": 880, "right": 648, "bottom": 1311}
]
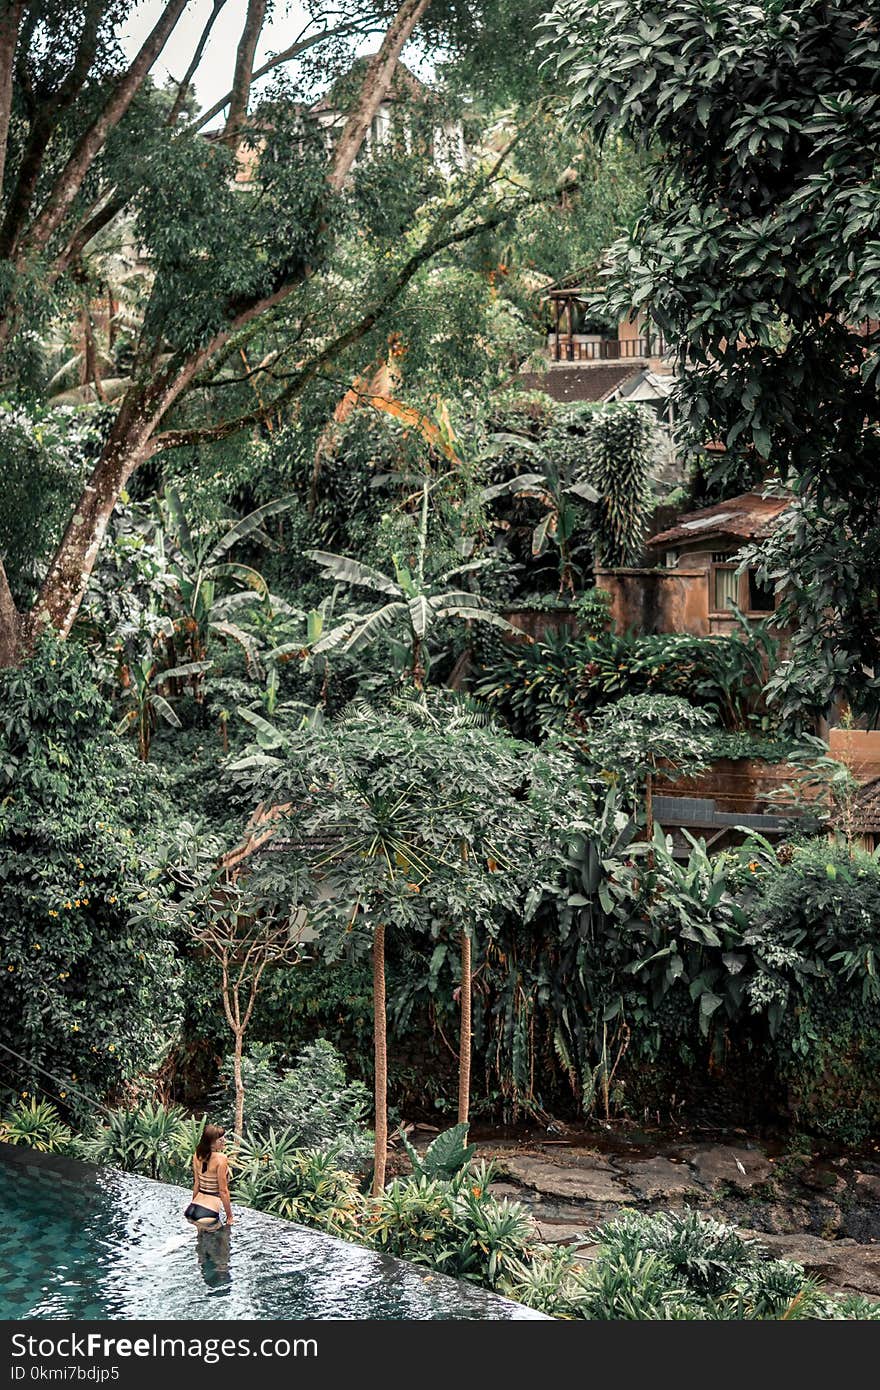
[
  {"left": 108, "top": 1044, "right": 115, "bottom": 1053},
  {"left": 6, "top": 965, "right": 13, "bottom": 972},
  {"left": 74, "top": 900, "right": 81, "bottom": 908},
  {"left": 60, "top": 1091, "right": 67, "bottom": 1099},
  {"left": 82, "top": 899, "right": 89, "bottom": 906},
  {"left": 34, "top": 943, "right": 41, "bottom": 950}
]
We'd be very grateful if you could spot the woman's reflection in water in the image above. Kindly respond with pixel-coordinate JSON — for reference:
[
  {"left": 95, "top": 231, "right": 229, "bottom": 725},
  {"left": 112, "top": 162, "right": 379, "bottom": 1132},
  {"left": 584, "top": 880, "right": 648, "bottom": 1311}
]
[{"left": 196, "top": 1226, "right": 232, "bottom": 1291}]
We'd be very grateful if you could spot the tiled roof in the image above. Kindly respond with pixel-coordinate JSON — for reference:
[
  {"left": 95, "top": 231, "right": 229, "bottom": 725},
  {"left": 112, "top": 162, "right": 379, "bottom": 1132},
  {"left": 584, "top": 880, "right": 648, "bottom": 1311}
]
[
  {"left": 647, "top": 492, "right": 792, "bottom": 548},
  {"left": 518, "top": 364, "right": 639, "bottom": 404},
  {"left": 850, "top": 776, "right": 880, "bottom": 835}
]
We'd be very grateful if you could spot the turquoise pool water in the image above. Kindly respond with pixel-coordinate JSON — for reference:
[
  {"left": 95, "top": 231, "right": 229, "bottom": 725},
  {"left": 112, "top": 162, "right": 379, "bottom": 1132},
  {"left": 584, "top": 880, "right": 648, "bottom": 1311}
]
[{"left": 0, "top": 1144, "right": 544, "bottom": 1320}]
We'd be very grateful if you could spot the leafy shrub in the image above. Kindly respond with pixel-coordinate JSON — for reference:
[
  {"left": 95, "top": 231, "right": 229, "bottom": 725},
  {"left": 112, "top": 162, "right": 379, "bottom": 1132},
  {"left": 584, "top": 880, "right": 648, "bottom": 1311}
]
[
  {"left": 234, "top": 1137, "right": 363, "bottom": 1239},
  {"left": 74, "top": 1102, "right": 200, "bottom": 1184},
  {"left": 0, "top": 1097, "right": 73, "bottom": 1152},
  {"left": 476, "top": 627, "right": 773, "bottom": 742},
  {"left": 212, "top": 1041, "right": 372, "bottom": 1168},
  {"left": 0, "top": 637, "right": 183, "bottom": 1109},
  {"left": 742, "top": 843, "right": 880, "bottom": 1140}
]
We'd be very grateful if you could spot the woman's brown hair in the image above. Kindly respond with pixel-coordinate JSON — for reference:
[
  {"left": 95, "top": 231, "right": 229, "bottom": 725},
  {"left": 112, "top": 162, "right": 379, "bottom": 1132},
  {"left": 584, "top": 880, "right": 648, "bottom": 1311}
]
[{"left": 196, "top": 1123, "right": 225, "bottom": 1165}]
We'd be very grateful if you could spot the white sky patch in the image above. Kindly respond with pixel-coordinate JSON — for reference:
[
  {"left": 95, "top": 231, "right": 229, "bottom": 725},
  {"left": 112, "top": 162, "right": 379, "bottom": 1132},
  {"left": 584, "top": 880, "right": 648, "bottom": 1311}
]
[{"left": 119, "top": 1, "right": 435, "bottom": 127}]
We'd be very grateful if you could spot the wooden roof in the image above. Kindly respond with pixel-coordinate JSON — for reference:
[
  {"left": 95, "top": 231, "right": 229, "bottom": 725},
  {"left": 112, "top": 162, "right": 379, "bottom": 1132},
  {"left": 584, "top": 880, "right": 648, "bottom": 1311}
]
[
  {"left": 518, "top": 364, "right": 640, "bottom": 404},
  {"left": 647, "top": 492, "right": 792, "bottom": 548}
]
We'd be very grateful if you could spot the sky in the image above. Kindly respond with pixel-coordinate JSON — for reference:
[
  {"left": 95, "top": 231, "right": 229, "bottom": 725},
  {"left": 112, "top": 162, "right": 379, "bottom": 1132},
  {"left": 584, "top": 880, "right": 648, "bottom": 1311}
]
[{"left": 119, "top": 1, "right": 427, "bottom": 125}]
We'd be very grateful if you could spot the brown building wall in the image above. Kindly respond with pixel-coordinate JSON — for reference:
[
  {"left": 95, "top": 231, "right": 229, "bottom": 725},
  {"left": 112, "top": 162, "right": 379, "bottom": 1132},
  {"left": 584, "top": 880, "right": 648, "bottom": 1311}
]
[{"left": 595, "top": 567, "right": 709, "bottom": 637}]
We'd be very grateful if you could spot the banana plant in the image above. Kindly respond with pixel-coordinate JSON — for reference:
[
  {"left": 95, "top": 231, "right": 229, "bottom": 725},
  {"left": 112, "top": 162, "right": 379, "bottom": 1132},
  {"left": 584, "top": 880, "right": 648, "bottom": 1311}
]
[
  {"left": 306, "top": 482, "right": 523, "bottom": 689},
  {"left": 117, "top": 656, "right": 212, "bottom": 760},
  {"left": 157, "top": 489, "right": 295, "bottom": 696},
  {"left": 481, "top": 435, "right": 599, "bottom": 595}
]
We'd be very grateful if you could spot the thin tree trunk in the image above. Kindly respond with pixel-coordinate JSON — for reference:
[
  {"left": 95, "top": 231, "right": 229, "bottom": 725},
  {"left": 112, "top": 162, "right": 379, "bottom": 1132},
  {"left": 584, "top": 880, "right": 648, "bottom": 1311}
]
[
  {"left": 372, "top": 922, "right": 388, "bottom": 1197},
  {"left": 223, "top": 0, "right": 267, "bottom": 140},
  {"left": 645, "top": 768, "right": 653, "bottom": 843},
  {"left": 327, "top": 0, "right": 431, "bottom": 193},
  {"left": 457, "top": 927, "right": 472, "bottom": 1126},
  {"left": 168, "top": 0, "right": 228, "bottom": 126},
  {"left": 233, "top": 1026, "right": 245, "bottom": 1141}
]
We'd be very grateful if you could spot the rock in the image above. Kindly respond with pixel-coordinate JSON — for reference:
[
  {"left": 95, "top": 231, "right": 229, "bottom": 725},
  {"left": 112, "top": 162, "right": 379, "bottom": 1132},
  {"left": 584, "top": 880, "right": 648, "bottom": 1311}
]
[
  {"left": 800, "top": 1166, "right": 847, "bottom": 1196},
  {"left": 499, "top": 1155, "right": 631, "bottom": 1204},
  {"left": 855, "top": 1172, "right": 880, "bottom": 1201},
  {"left": 755, "top": 1232, "right": 880, "bottom": 1298},
  {"left": 620, "top": 1155, "right": 702, "bottom": 1200},
  {"left": 680, "top": 1144, "right": 772, "bottom": 1192}
]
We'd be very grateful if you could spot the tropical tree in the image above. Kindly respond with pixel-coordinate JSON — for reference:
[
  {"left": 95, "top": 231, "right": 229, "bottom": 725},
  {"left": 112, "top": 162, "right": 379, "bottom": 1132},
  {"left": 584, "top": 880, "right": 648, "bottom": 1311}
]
[
  {"left": 0, "top": 0, "right": 582, "bottom": 668},
  {"left": 481, "top": 438, "right": 599, "bottom": 594},
  {"left": 582, "top": 403, "right": 660, "bottom": 567},
  {"left": 307, "top": 482, "right": 523, "bottom": 687},
  {"left": 191, "top": 884, "right": 307, "bottom": 1143},
  {"left": 117, "top": 653, "right": 211, "bottom": 760},
  {"left": 224, "top": 710, "right": 582, "bottom": 1185},
  {"left": 584, "top": 694, "right": 715, "bottom": 840},
  {"left": 157, "top": 490, "right": 294, "bottom": 690}
]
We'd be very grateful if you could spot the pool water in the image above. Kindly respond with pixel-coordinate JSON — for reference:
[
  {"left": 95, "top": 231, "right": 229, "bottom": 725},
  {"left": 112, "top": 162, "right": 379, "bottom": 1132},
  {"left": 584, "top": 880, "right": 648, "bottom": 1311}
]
[{"left": 0, "top": 1144, "right": 544, "bottom": 1320}]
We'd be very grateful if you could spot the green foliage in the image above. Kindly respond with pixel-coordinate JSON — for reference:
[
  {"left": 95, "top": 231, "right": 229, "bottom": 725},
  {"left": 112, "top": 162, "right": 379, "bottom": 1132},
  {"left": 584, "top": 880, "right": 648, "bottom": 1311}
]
[
  {"left": 477, "top": 626, "right": 773, "bottom": 741},
  {"left": 235, "top": 1140, "right": 364, "bottom": 1240},
  {"left": 582, "top": 403, "right": 659, "bottom": 566},
  {"left": 212, "top": 1041, "right": 372, "bottom": 1168},
  {"left": 0, "top": 1097, "right": 73, "bottom": 1153},
  {"left": 585, "top": 694, "right": 714, "bottom": 790},
  {"left": 400, "top": 1121, "right": 476, "bottom": 1180},
  {"left": 544, "top": 0, "right": 880, "bottom": 718},
  {"left": 0, "top": 404, "right": 107, "bottom": 605},
  {"left": 0, "top": 636, "right": 182, "bottom": 1107},
  {"left": 741, "top": 842, "right": 880, "bottom": 1140},
  {"left": 74, "top": 1101, "right": 200, "bottom": 1184}
]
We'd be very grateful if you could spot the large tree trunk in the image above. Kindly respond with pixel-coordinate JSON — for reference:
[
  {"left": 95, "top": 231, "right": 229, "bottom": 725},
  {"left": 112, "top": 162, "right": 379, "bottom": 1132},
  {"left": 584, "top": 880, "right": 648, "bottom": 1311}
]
[
  {"left": 457, "top": 927, "right": 472, "bottom": 1126},
  {"left": 30, "top": 395, "right": 159, "bottom": 639},
  {"left": 371, "top": 922, "right": 388, "bottom": 1197},
  {"left": 0, "top": 557, "right": 22, "bottom": 669},
  {"left": 0, "top": 0, "right": 24, "bottom": 203}
]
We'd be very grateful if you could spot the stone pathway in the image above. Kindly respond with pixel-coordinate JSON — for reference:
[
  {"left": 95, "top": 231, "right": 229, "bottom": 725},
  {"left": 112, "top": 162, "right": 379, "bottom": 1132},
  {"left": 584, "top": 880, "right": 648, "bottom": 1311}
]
[{"left": 474, "top": 1135, "right": 880, "bottom": 1298}]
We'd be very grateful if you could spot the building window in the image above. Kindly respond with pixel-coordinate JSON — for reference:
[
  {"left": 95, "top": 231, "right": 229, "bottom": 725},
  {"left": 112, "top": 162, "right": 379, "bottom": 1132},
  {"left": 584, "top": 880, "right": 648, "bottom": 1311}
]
[
  {"left": 665, "top": 549, "right": 678, "bottom": 569},
  {"left": 712, "top": 565, "right": 738, "bottom": 611},
  {"left": 747, "top": 568, "right": 775, "bottom": 612}
]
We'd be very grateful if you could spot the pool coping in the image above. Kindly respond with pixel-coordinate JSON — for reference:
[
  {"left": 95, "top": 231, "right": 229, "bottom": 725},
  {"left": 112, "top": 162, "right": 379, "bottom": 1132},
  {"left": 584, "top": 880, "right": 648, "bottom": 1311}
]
[{"left": 0, "top": 1141, "right": 550, "bottom": 1321}]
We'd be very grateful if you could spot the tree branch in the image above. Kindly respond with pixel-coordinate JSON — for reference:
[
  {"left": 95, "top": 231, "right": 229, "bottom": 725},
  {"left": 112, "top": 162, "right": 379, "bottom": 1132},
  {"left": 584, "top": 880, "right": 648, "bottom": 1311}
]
[
  {"left": 11, "top": 0, "right": 189, "bottom": 266},
  {"left": 190, "top": 18, "right": 379, "bottom": 133},
  {"left": 223, "top": 0, "right": 268, "bottom": 141},
  {"left": 168, "top": 0, "right": 228, "bottom": 126},
  {"left": 327, "top": 0, "right": 432, "bottom": 194},
  {"left": 154, "top": 201, "right": 531, "bottom": 450},
  {"left": 0, "top": 0, "right": 105, "bottom": 259}
]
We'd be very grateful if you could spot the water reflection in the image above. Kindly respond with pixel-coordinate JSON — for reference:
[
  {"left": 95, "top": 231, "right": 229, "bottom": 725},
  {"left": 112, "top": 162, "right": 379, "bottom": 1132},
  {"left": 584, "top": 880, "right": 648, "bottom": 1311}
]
[{"left": 0, "top": 1152, "right": 545, "bottom": 1320}]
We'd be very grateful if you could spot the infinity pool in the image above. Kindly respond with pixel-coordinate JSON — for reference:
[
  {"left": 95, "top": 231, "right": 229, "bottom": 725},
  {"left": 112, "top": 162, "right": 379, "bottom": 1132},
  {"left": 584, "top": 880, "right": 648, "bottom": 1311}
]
[{"left": 0, "top": 1144, "right": 543, "bottom": 1320}]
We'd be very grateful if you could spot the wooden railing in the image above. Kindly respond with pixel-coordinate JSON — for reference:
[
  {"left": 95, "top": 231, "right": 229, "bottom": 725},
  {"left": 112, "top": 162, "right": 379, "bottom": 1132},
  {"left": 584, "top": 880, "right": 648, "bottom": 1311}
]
[{"left": 548, "top": 334, "right": 666, "bottom": 363}]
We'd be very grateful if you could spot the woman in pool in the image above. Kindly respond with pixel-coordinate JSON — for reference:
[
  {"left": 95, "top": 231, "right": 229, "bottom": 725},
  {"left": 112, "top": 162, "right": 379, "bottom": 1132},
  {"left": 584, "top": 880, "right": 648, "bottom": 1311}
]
[{"left": 184, "top": 1123, "right": 234, "bottom": 1232}]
